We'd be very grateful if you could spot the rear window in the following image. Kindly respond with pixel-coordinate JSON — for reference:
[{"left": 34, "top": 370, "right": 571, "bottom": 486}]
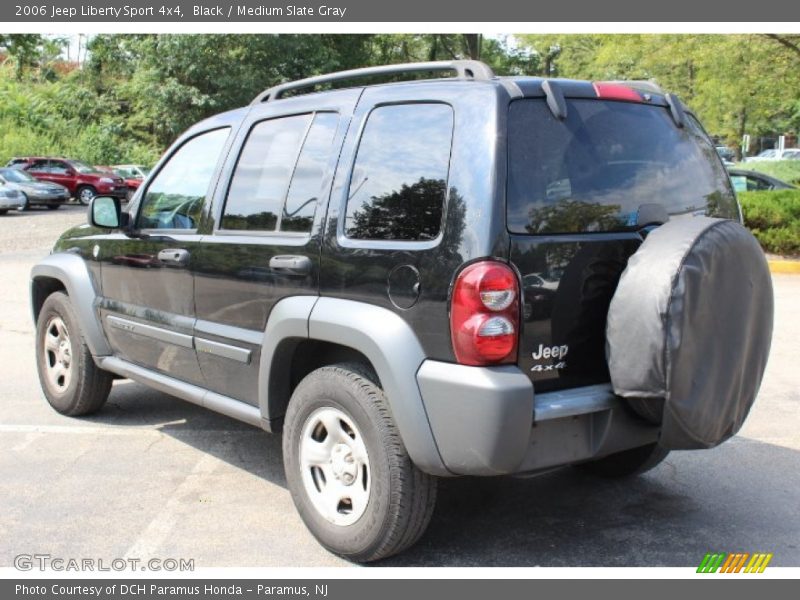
[{"left": 507, "top": 99, "right": 738, "bottom": 234}]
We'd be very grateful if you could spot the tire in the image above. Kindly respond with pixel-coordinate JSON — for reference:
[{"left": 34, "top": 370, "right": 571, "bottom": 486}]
[
  {"left": 576, "top": 443, "right": 670, "bottom": 478},
  {"left": 19, "top": 192, "right": 29, "bottom": 211},
  {"left": 35, "top": 291, "right": 113, "bottom": 416},
  {"left": 282, "top": 364, "right": 437, "bottom": 562},
  {"left": 76, "top": 186, "right": 97, "bottom": 206},
  {"left": 0, "top": 209, "right": 7, "bottom": 215},
  {"left": 46, "top": 203, "right": 61, "bottom": 210}
]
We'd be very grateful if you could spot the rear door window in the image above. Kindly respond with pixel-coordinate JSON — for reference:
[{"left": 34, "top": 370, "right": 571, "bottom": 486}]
[
  {"left": 506, "top": 99, "right": 738, "bottom": 234},
  {"left": 221, "top": 112, "right": 339, "bottom": 233}
]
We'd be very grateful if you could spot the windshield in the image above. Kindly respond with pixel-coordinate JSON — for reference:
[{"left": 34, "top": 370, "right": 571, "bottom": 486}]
[
  {"left": 69, "top": 160, "right": 100, "bottom": 174},
  {"left": 0, "top": 168, "right": 35, "bottom": 182},
  {"left": 507, "top": 99, "right": 738, "bottom": 234}
]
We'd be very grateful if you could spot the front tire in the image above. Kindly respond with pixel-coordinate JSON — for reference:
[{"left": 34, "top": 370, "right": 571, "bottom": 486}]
[
  {"left": 283, "top": 364, "right": 437, "bottom": 562},
  {"left": 19, "top": 192, "right": 29, "bottom": 211},
  {"left": 76, "top": 186, "right": 97, "bottom": 206},
  {"left": 35, "top": 292, "right": 113, "bottom": 416},
  {"left": 46, "top": 203, "right": 61, "bottom": 210},
  {"left": 576, "top": 443, "right": 670, "bottom": 478}
]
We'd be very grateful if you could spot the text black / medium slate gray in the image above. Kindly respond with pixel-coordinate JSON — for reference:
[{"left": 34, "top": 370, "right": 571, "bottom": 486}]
[{"left": 606, "top": 217, "right": 774, "bottom": 449}]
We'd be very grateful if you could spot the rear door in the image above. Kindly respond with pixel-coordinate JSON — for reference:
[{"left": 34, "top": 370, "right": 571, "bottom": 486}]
[
  {"left": 506, "top": 95, "right": 739, "bottom": 392},
  {"left": 47, "top": 160, "right": 78, "bottom": 191},
  {"left": 25, "top": 159, "right": 58, "bottom": 186},
  {"left": 191, "top": 89, "right": 359, "bottom": 405}
]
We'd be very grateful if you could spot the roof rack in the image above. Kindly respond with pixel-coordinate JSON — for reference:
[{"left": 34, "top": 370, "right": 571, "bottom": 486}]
[{"left": 251, "top": 60, "right": 495, "bottom": 104}]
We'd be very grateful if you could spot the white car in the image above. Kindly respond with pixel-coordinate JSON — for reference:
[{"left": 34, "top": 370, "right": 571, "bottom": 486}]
[{"left": 745, "top": 148, "right": 800, "bottom": 162}]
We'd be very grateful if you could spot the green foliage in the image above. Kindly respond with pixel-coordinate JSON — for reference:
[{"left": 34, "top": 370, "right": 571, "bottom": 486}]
[
  {"left": 733, "top": 161, "right": 800, "bottom": 186},
  {"left": 0, "top": 33, "right": 522, "bottom": 167},
  {"left": 739, "top": 189, "right": 800, "bottom": 255}
]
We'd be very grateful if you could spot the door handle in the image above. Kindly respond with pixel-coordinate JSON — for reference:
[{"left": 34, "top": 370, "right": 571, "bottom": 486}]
[
  {"left": 157, "top": 248, "right": 190, "bottom": 266},
  {"left": 269, "top": 255, "right": 312, "bottom": 275}
]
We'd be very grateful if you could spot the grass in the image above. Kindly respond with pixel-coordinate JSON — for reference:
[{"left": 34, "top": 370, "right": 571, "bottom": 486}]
[
  {"left": 738, "top": 189, "right": 800, "bottom": 256},
  {"left": 733, "top": 160, "right": 800, "bottom": 186}
]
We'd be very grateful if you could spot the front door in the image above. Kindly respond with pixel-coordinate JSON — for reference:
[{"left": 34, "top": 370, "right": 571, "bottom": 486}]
[{"left": 97, "top": 126, "right": 232, "bottom": 385}]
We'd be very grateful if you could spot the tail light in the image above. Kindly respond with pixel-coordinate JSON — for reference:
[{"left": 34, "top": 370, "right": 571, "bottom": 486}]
[
  {"left": 450, "top": 261, "right": 520, "bottom": 366},
  {"left": 593, "top": 82, "right": 642, "bottom": 102}
]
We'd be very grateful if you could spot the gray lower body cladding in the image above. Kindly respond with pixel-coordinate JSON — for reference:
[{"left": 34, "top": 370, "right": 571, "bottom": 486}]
[{"left": 417, "top": 361, "right": 658, "bottom": 476}]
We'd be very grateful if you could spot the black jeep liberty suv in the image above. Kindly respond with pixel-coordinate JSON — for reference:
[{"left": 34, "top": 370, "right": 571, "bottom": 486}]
[{"left": 31, "top": 61, "right": 773, "bottom": 562}]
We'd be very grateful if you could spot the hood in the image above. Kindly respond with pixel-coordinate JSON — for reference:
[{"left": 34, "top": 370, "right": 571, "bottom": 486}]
[{"left": 9, "top": 180, "right": 69, "bottom": 193}]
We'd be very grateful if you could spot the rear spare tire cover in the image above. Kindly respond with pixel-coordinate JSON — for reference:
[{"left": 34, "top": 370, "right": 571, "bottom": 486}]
[{"left": 605, "top": 217, "right": 773, "bottom": 449}]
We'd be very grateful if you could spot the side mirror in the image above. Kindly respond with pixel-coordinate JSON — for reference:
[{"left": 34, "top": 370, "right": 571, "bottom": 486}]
[{"left": 89, "top": 196, "right": 122, "bottom": 229}]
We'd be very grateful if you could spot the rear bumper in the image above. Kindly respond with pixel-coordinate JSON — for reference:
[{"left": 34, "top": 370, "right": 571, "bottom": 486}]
[{"left": 416, "top": 361, "right": 659, "bottom": 476}]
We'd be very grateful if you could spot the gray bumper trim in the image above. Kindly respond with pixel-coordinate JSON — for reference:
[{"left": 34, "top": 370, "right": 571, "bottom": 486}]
[
  {"left": 418, "top": 362, "right": 659, "bottom": 476},
  {"left": 417, "top": 360, "right": 534, "bottom": 476},
  {"left": 534, "top": 383, "right": 617, "bottom": 421}
]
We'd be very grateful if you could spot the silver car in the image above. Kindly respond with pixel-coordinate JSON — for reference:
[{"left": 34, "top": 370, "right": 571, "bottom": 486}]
[
  {"left": 0, "top": 185, "right": 25, "bottom": 214},
  {"left": 0, "top": 167, "right": 70, "bottom": 210}
]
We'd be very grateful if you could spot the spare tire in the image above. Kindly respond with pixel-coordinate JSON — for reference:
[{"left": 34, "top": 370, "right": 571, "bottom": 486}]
[{"left": 605, "top": 217, "right": 773, "bottom": 450}]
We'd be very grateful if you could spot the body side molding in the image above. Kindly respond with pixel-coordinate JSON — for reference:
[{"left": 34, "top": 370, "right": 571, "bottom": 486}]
[
  {"left": 31, "top": 253, "right": 112, "bottom": 357},
  {"left": 99, "top": 356, "right": 264, "bottom": 428}
]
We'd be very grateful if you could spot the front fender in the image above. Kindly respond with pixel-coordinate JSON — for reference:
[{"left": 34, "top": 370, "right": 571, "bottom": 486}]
[{"left": 30, "top": 252, "right": 111, "bottom": 357}]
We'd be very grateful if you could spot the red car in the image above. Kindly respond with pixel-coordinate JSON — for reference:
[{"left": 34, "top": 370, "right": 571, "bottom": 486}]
[{"left": 7, "top": 157, "right": 128, "bottom": 205}]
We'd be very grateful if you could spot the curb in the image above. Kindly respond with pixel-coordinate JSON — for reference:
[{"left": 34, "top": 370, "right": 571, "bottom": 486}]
[{"left": 768, "top": 260, "right": 800, "bottom": 274}]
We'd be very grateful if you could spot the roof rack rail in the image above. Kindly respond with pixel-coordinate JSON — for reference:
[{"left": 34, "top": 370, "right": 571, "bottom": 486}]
[{"left": 251, "top": 60, "right": 495, "bottom": 104}]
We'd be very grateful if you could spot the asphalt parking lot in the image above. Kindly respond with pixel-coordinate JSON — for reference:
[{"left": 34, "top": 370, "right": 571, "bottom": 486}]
[{"left": 0, "top": 204, "right": 798, "bottom": 568}]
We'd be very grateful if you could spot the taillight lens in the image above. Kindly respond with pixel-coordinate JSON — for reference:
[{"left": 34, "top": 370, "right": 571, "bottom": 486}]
[
  {"left": 450, "top": 261, "right": 520, "bottom": 365},
  {"left": 593, "top": 82, "right": 642, "bottom": 102}
]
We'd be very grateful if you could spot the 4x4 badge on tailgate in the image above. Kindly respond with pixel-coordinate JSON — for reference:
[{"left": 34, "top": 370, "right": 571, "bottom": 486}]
[{"left": 531, "top": 344, "right": 568, "bottom": 371}]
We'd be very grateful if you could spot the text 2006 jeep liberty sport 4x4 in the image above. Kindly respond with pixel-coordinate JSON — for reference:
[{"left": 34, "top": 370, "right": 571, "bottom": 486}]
[{"left": 31, "top": 61, "right": 773, "bottom": 562}]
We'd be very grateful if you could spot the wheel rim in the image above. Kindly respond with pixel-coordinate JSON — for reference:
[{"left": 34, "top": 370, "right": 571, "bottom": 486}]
[
  {"left": 43, "top": 316, "right": 73, "bottom": 392},
  {"left": 299, "top": 407, "right": 371, "bottom": 526},
  {"left": 78, "top": 188, "right": 95, "bottom": 204}
]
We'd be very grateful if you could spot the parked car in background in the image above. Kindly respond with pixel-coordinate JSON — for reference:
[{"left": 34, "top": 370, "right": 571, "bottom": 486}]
[
  {"left": 0, "top": 167, "right": 70, "bottom": 210},
  {"left": 0, "top": 182, "right": 25, "bottom": 215},
  {"left": 745, "top": 148, "right": 800, "bottom": 162},
  {"left": 7, "top": 157, "right": 127, "bottom": 205},
  {"left": 715, "top": 145, "right": 736, "bottom": 164},
  {"left": 111, "top": 164, "right": 151, "bottom": 199},
  {"left": 727, "top": 168, "right": 797, "bottom": 192}
]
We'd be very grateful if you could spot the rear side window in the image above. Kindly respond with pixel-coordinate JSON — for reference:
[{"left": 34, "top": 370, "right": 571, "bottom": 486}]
[
  {"left": 506, "top": 99, "right": 738, "bottom": 234},
  {"left": 344, "top": 103, "right": 453, "bottom": 241},
  {"left": 222, "top": 112, "right": 339, "bottom": 233}
]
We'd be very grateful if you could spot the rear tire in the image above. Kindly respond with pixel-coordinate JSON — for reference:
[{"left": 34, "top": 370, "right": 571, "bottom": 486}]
[
  {"left": 0, "top": 209, "right": 7, "bottom": 215},
  {"left": 576, "top": 443, "right": 670, "bottom": 478},
  {"left": 283, "top": 364, "right": 437, "bottom": 562},
  {"left": 19, "top": 192, "right": 30, "bottom": 211},
  {"left": 35, "top": 292, "right": 113, "bottom": 416}
]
